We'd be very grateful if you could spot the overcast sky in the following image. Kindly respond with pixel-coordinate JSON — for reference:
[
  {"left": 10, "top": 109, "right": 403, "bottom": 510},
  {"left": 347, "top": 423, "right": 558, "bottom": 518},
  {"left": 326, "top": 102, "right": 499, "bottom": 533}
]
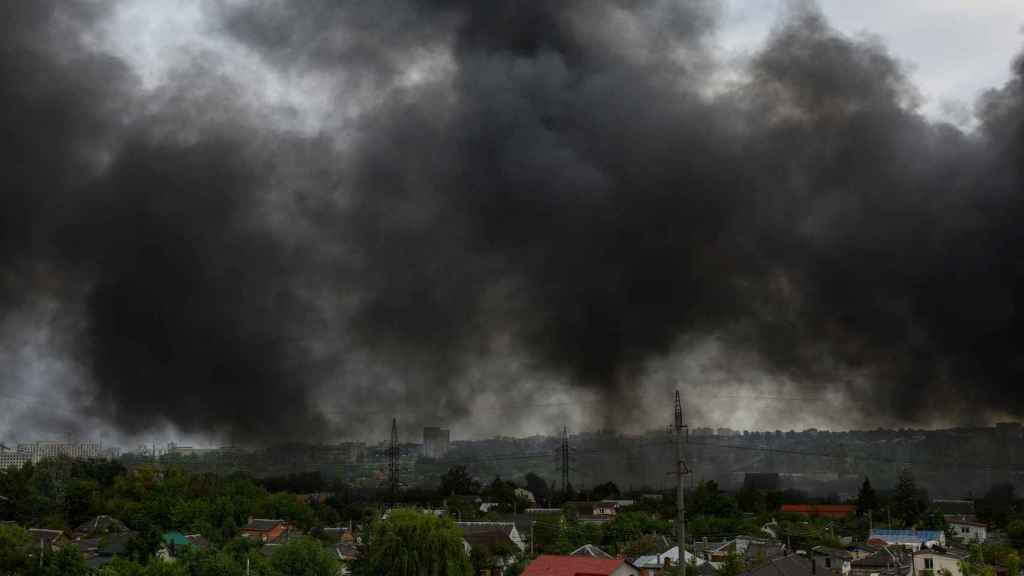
[
  {"left": 99, "top": 0, "right": 1024, "bottom": 131},
  {"left": 3, "top": 0, "right": 1024, "bottom": 448},
  {"left": 720, "top": 0, "right": 1024, "bottom": 128}
]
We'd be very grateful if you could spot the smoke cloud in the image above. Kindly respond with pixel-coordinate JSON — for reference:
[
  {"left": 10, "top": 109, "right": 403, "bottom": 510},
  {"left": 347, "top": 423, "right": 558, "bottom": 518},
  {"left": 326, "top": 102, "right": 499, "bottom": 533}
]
[{"left": 2, "top": 0, "right": 1023, "bottom": 442}]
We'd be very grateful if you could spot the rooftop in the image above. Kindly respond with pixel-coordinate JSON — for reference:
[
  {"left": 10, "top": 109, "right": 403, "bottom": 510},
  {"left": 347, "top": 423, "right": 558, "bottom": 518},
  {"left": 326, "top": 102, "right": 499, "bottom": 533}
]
[
  {"left": 522, "top": 555, "right": 629, "bottom": 576},
  {"left": 242, "top": 518, "right": 287, "bottom": 532},
  {"left": 869, "top": 529, "right": 943, "bottom": 543},
  {"left": 740, "top": 554, "right": 814, "bottom": 576},
  {"left": 571, "top": 544, "right": 613, "bottom": 558}
]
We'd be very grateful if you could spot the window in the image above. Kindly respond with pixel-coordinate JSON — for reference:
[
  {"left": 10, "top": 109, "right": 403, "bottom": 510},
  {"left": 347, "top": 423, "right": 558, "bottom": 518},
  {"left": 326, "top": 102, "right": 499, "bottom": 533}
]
[
  {"left": 924, "top": 558, "right": 934, "bottom": 570},
  {"left": 825, "top": 558, "right": 832, "bottom": 568}
]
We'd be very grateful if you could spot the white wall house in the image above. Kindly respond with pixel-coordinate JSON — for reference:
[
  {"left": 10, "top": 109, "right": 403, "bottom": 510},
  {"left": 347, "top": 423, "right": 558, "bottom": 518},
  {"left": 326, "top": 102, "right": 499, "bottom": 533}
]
[
  {"left": 914, "top": 550, "right": 964, "bottom": 576},
  {"left": 948, "top": 521, "right": 987, "bottom": 543}
]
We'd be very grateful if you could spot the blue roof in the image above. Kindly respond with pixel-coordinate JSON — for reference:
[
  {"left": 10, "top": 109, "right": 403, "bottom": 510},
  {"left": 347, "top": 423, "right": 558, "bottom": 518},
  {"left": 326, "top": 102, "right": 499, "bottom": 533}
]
[{"left": 870, "top": 529, "right": 942, "bottom": 542}]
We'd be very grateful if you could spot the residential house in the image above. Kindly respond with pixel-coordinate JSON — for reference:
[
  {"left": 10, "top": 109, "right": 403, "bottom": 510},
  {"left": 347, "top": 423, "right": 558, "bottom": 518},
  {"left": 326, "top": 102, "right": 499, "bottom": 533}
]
[
  {"left": 745, "top": 541, "right": 788, "bottom": 567},
  {"left": 28, "top": 528, "right": 67, "bottom": 552},
  {"left": 77, "top": 531, "right": 136, "bottom": 571},
  {"left": 634, "top": 546, "right": 713, "bottom": 575},
  {"left": 323, "top": 526, "right": 355, "bottom": 544},
  {"left": 522, "top": 555, "right": 639, "bottom": 576},
  {"left": 914, "top": 548, "right": 966, "bottom": 576},
  {"left": 738, "top": 554, "right": 815, "bottom": 576},
  {"left": 158, "top": 531, "right": 190, "bottom": 561},
  {"left": 868, "top": 530, "right": 945, "bottom": 551},
  {"left": 241, "top": 518, "right": 290, "bottom": 543},
  {"left": 846, "top": 545, "right": 879, "bottom": 561},
  {"left": 694, "top": 539, "right": 735, "bottom": 563},
  {"left": 571, "top": 544, "right": 613, "bottom": 558},
  {"left": 948, "top": 520, "right": 988, "bottom": 543},
  {"left": 157, "top": 531, "right": 208, "bottom": 561},
  {"left": 457, "top": 522, "right": 526, "bottom": 552},
  {"left": 73, "top": 515, "right": 129, "bottom": 538},
  {"left": 812, "top": 546, "right": 853, "bottom": 575},
  {"left": 781, "top": 505, "right": 857, "bottom": 519},
  {"left": 850, "top": 547, "right": 911, "bottom": 576},
  {"left": 594, "top": 501, "right": 622, "bottom": 517},
  {"left": 515, "top": 488, "right": 537, "bottom": 505}
]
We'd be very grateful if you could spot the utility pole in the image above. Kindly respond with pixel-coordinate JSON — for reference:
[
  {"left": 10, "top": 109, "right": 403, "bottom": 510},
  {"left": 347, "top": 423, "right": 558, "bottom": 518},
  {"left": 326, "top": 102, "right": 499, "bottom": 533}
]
[
  {"left": 559, "top": 426, "right": 571, "bottom": 500},
  {"left": 530, "top": 522, "right": 535, "bottom": 557},
  {"left": 674, "top": 390, "right": 690, "bottom": 576},
  {"left": 388, "top": 418, "right": 400, "bottom": 501}
]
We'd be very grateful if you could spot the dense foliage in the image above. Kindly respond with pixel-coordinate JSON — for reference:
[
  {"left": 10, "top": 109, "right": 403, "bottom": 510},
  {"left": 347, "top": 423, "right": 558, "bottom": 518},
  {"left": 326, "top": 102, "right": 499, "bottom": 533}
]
[
  {"left": 0, "top": 460, "right": 344, "bottom": 575},
  {"left": 354, "top": 509, "right": 472, "bottom": 576}
]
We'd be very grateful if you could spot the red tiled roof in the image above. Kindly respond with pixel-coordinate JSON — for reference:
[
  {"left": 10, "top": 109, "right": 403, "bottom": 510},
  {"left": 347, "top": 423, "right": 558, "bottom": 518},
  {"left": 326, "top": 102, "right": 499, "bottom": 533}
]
[
  {"left": 522, "top": 555, "right": 627, "bottom": 576},
  {"left": 781, "top": 505, "right": 856, "bottom": 518}
]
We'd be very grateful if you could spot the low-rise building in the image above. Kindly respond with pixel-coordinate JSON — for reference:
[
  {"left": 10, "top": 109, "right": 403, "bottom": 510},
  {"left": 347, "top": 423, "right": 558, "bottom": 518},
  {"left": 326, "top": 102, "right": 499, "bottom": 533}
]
[
  {"left": 634, "top": 546, "right": 712, "bottom": 575},
  {"left": 28, "top": 528, "right": 67, "bottom": 552},
  {"left": 738, "top": 554, "right": 815, "bottom": 576},
  {"left": 868, "top": 530, "right": 945, "bottom": 551},
  {"left": 241, "top": 518, "right": 290, "bottom": 543},
  {"left": 914, "top": 549, "right": 966, "bottom": 576},
  {"left": 948, "top": 520, "right": 987, "bottom": 543},
  {"left": 594, "top": 501, "right": 621, "bottom": 516},
  {"left": 571, "top": 544, "right": 613, "bottom": 558},
  {"left": 456, "top": 522, "right": 526, "bottom": 553},
  {"left": 850, "top": 546, "right": 911, "bottom": 576},
  {"left": 522, "top": 555, "right": 639, "bottom": 576},
  {"left": 73, "top": 515, "right": 130, "bottom": 539},
  {"left": 813, "top": 546, "right": 853, "bottom": 575}
]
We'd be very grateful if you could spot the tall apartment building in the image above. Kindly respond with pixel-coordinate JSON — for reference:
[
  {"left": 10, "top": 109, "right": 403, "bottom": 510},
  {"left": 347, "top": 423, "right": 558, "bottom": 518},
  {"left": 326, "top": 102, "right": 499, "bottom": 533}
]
[
  {"left": 323, "top": 442, "right": 365, "bottom": 463},
  {"left": 423, "top": 427, "right": 450, "bottom": 459},
  {"left": 13, "top": 441, "right": 117, "bottom": 464},
  {"left": 0, "top": 450, "right": 32, "bottom": 470}
]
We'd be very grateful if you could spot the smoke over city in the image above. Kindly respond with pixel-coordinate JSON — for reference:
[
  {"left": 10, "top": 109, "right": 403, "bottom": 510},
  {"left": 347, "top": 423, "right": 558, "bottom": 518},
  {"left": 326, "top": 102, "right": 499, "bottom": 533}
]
[{"left": 2, "top": 0, "right": 1024, "bottom": 444}]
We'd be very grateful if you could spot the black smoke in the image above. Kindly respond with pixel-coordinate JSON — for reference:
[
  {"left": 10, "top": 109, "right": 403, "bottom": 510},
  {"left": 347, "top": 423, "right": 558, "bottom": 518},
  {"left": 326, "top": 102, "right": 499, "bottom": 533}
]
[{"left": 2, "top": 0, "right": 1024, "bottom": 441}]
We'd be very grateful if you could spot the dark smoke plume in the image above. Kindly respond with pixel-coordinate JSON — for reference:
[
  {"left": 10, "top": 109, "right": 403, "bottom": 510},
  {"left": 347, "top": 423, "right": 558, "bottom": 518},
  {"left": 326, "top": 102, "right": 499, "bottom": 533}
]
[{"left": 2, "top": 0, "right": 1024, "bottom": 440}]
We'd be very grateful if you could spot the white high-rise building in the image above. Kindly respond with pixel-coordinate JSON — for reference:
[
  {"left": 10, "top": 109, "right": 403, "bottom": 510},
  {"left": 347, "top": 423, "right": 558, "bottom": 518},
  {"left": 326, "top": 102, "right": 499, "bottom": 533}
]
[
  {"left": 423, "top": 427, "right": 450, "bottom": 459},
  {"left": 0, "top": 450, "right": 32, "bottom": 470},
  {"left": 10, "top": 441, "right": 116, "bottom": 465}
]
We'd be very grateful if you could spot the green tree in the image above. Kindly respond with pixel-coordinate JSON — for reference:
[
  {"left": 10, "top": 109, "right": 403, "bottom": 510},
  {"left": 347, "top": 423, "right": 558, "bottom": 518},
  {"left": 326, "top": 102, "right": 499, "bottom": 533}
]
[
  {"left": 143, "top": 561, "right": 190, "bottom": 576},
  {"left": 94, "top": 557, "right": 148, "bottom": 576},
  {"left": 0, "top": 524, "right": 32, "bottom": 575},
  {"left": 720, "top": 552, "right": 746, "bottom": 576},
  {"left": 40, "top": 545, "right": 90, "bottom": 576},
  {"left": 1007, "top": 519, "right": 1024, "bottom": 547},
  {"left": 364, "top": 509, "right": 472, "bottom": 576},
  {"left": 602, "top": 512, "right": 669, "bottom": 547},
  {"left": 856, "top": 478, "right": 877, "bottom": 516},
  {"left": 270, "top": 537, "right": 339, "bottom": 576},
  {"left": 591, "top": 482, "right": 621, "bottom": 502},
  {"left": 1005, "top": 551, "right": 1020, "bottom": 576},
  {"left": 688, "top": 481, "right": 738, "bottom": 517},
  {"left": 470, "top": 546, "right": 493, "bottom": 574},
  {"left": 439, "top": 466, "right": 478, "bottom": 497},
  {"left": 892, "top": 469, "right": 924, "bottom": 527}
]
